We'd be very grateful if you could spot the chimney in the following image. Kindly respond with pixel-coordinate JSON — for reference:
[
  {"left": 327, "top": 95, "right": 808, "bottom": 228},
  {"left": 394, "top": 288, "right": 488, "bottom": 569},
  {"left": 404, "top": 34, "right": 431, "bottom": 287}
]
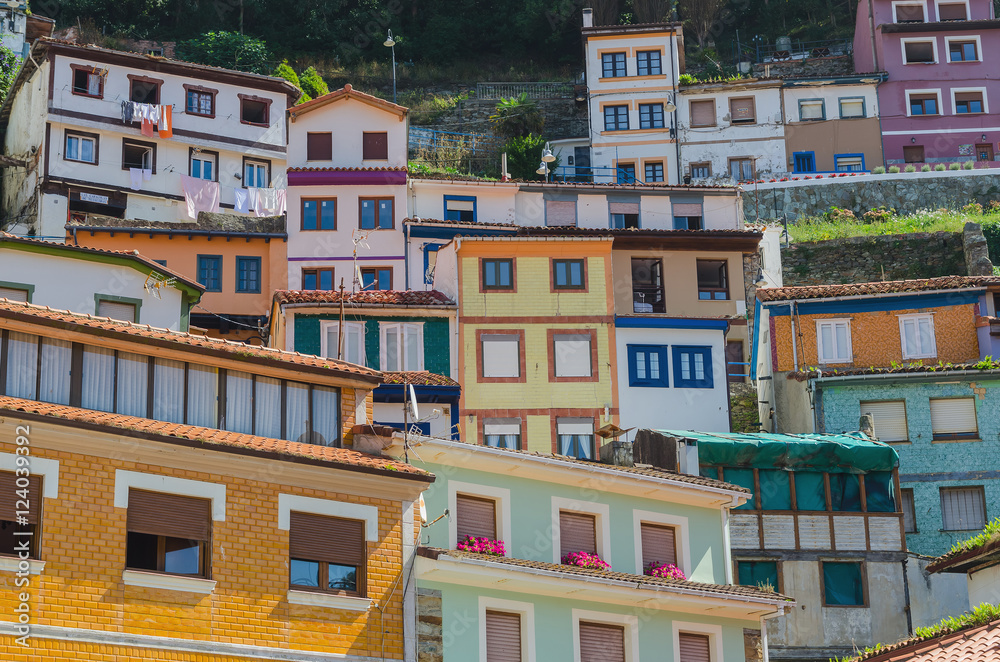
[
  {"left": 582, "top": 8, "right": 594, "bottom": 27},
  {"left": 859, "top": 414, "right": 876, "bottom": 440}
]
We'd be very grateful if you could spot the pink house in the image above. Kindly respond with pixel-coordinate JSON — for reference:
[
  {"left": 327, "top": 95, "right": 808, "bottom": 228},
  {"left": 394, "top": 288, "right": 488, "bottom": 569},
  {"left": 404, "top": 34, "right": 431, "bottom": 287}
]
[{"left": 854, "top": 0, "right": 1000, "bottom": 165}]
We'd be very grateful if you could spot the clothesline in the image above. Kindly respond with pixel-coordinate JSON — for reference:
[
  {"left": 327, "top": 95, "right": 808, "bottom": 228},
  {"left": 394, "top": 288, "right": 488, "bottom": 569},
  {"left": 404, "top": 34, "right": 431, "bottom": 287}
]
[{"left": 180, "top": 175, "right": 286, "bottom": 220}]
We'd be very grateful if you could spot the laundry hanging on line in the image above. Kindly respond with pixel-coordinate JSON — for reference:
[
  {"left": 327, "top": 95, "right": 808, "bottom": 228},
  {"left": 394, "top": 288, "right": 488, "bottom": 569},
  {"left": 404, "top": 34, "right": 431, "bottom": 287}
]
[{"left": 181, "top": 175, "right": 221, "bottom": 220}]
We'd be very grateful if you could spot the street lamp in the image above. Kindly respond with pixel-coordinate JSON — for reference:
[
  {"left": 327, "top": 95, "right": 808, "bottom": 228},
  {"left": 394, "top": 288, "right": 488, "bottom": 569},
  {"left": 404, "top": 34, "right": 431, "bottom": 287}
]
[
  {"left": 384, "top": 30, "right": 397, "bottom": 104},
  {"left": 537, "top": 141, "right": 555, "bottom": 182}
]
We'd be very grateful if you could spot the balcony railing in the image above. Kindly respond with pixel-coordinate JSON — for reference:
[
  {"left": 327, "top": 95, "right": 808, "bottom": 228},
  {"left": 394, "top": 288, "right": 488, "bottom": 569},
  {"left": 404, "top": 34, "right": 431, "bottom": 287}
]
[
  {"left": 551, "top": 165, "right": 646, "bottom": 185},
  {"left": 632, "top": 288, "right": 666, "bottom": 313},
  {"left": 476, "top": 81, "right": 575, "bottom": 100}
]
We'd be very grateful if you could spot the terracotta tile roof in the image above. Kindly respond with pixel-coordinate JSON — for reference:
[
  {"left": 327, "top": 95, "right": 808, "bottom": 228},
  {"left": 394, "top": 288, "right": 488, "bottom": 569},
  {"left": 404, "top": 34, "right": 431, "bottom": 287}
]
[
  {"left": 518, "top": 181, "right": 740, "bottom": 191},
  {"left": 273, "top": 289, "right": 456, "bottom": 307},
  {"left": 418, "top": 547, "right": 791, "bottom": 603},
  {"left": 286, "top": 166, "right": 408, "bottom": 173},
  {"left": 404, "top": 217, "right": 519, "bottom": 229},
  {"left": 787, "top": 361, "right": 1000, "bottom": 381},
  {"left": 380, "top": 371, "right": 460, "bottom": 387},
  {"left": 926, "top": 538, "right": 1000, "bottom": 575},
  {"left": 0, "top": 300, "right": 382, "bottom": 382},
  {"left": 843, "top": 618, "right": 1000, "bottom": 662},
  {"left": 517, "top": 226, "right": 763, "bottom": 239},
  {"left": 757, "top": 276, "right": 1000, "bottom": 302},
  {"left": 288, "top": 83, "right": 407, "bottom": 119},
  {"left": 0, "top": 395, "right": 431, "bottom": 482}
]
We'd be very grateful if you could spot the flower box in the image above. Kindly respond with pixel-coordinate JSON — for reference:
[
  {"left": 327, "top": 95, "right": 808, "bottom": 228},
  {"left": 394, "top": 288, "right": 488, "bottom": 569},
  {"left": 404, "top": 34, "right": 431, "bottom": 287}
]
[
  {"left": 561, "top": 551, "right": 610, "bottom": 570},
  {"left": 645, "top": 562, "right": 686, "bottom": 580},
  {"left": 457, "top": 536, "right": 505, "bottom": 557}
]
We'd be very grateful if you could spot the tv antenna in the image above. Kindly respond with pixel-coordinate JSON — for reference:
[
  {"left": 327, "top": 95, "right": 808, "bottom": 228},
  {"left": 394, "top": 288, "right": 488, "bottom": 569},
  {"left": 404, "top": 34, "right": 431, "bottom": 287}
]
[{"left": 351, "top": 229, "right": 372, "bottom": 293}]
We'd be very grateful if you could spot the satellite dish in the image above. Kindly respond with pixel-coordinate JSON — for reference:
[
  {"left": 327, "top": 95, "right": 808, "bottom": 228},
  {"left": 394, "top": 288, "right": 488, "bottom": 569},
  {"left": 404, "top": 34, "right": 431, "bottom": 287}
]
[
  {"left": 407, "top": 384, "right": 420, "bottom": 421},
  {"left": 418, "top": 494, "right": 427, "bottom": 523}
]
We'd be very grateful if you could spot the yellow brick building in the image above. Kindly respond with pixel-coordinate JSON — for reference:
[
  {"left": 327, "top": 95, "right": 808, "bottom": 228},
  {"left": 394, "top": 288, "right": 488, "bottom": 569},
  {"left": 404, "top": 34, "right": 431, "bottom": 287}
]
[{"left": 0, "top": 300, "right": 432, "bottom": 661}]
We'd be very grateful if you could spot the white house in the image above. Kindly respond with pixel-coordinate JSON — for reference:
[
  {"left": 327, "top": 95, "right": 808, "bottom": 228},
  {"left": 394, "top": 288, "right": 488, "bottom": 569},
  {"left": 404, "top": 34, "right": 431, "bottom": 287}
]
[{"left": 0, "top": 38, "right": 296, "bottom": 240}]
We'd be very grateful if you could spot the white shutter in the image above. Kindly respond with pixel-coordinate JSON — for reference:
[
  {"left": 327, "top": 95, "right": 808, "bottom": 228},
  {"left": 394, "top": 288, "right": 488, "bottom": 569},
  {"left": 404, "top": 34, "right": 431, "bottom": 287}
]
[
  {"left": 557, "top": 418, "right": 593, "bottom": 436},
  {"left": 98, "top": 300, "right": 137, "bottom": 322},
  {"left": 323, "top": 325, "right": 340, "bottom": 359},
  {"left": 860, "top": 401, "right": 908, "bottom": 442},
  {"left": 930, "top": 398, "right": 978, "bottom": 436},
  {"left": 553, "top": 333, "right": 592, "bottom": 377},
  {"left": 546, "top": 200, "right": 576, "bottom": 227},
  {"left": 609, "top": 202, "right": 639, "bottom": 215},
  {"left": 446, "top": 198, "right": 475, "bottom": 212},
  {"left": 482, "top": 335, "right": 520, "bottom": 378},
  {"left": 840, "top": 99, "right": 864, "bottom": 118},
  {"left": 0, "top": 286, "right": 29, "bottom": 302},
  {"left": 940, "top": 487, "right": 985, "bottom": 531},
  {"left": 673, "top": 203, "right": 703, "bottom": 216},
  {"left": 485, "top": 418, "right": 521, "bottom": 435},
  {"left": 800, "top": 100, "right": 824, "bottom": 120}
]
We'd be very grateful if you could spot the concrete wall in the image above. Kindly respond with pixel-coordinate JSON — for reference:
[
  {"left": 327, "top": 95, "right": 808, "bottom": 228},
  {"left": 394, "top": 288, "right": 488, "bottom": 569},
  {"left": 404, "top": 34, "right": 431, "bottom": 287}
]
[
  {"left": 1, "top": 60, "right": 49, "bottom": 236},
  {"left": 906, "top": 555, "right": 970, "bottom": 627},
  {"left": 969, "top": 564, "right": 1000, "bottom": 609},
  {"left": 287, "top": 94, "right": 407, "bottom": 169},
  {"left": 408, "top": 179, "right": 517, "bottom": 224}
]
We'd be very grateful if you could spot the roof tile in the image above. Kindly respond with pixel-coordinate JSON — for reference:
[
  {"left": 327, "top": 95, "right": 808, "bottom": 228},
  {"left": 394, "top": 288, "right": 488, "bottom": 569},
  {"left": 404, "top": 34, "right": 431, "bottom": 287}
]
[
  {"left": 380, "top": 371, "right": 460, "bottom": 387},
  {"left": 758, "top": 276, "right": 1000, "bottom": 302},
  {"left": 845, "top": 618, "right": 1000, "bottom": 662},
  {"left": 273, "top": 289, "right": 456, "bottom": 306}
]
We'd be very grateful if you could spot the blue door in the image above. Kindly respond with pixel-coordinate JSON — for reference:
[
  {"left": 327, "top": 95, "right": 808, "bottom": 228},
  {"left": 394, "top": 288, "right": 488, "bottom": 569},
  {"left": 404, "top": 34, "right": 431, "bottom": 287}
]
[{"left": 793, "top": 152, "right": 816, "bottom": 173}]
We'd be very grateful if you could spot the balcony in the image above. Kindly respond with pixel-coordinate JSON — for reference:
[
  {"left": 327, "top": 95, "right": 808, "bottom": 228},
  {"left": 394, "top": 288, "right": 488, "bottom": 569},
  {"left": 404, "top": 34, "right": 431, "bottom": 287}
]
[{"left": 632, "top": 287, "right": 666, "bottom": 313}]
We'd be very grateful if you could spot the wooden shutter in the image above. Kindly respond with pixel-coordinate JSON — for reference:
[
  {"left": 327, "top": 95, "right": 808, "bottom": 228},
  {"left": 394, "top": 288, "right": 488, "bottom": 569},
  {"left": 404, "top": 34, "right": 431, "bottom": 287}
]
[
  {"left": 126, "top": 489, "right": 211, "bottom": 541},
  {"left": 307, "top": 132, "right": 333, "bottom": 160},
  {"left": 896, "top": 4, "right": 924, "bottom": 21},
  {"left": 289, "top": 511, "right": 366, "bottom": 564},
  {"left": 363, "top": 132, "right": 388, "bottom": 160},
  {"left": 456, "top": 494, "right": 497, "bottom": 541},
  {"left": 559, "top": 511, "right": 597, "bottom": 557},
  {"left": 860, "top": 401, "right": 908, "bottom": 442},
  {"left": 485, "top": 610, "right": 522, "bottom": 662},
  {"left": 673, "top": 202, "right": 703, "bottom": 216},
  {"left": 729, "top": 97, "right": 755, "bottom": 122},
  {"left": 609, "top": 202, "right": 639, "bottom": 215},
  {"left": 98, "top": 300, "right": 137, "bottom": 322},
  {"left": 937, "top": 2, "right": 966, "bottom": 19},
  {"left": 0, "top": 286, "right": 29, "bottom": 302},
  {"left": 690, "top": 100, "right": 716, "bottom": 126},
  {"left": 940, "top": 487, "right": 985, "bottom": 530},
  {"left": 640, "top": 523, "right": 677, "bottom": 568},
  {"left": 0, "top": 472, "right": 42, "bottom": 524},
  {"left": 579, "top": 622, "right": 625, "bottom": 662},
  {"left": 929, "top": 398, "right": 978, "bottom": 435},
  {"left": 546, "top": 200, "right": 576, "bottom": 227},
  {"left": 678, "top": 632, "right": 712, "bottom": 662}
]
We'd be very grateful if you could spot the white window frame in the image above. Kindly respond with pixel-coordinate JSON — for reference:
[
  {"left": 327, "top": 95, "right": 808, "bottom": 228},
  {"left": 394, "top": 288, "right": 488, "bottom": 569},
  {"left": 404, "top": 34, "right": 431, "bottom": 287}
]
[
  {"left": 898, "top": 313, "right": 937, "bottom": 359},
  {"left": 479, "top": 596, "right": 537, "bottom": 662},
  {"left": 448, "top": 481, "right": 512, "bottom": 554},
  {"left": 631, "top": 509, "right": 691, "bottom": 578},
  {"left": 190, "top": 152, "right": 217, "bottom": 181},
  {"left": 944, "top": 35, "right": 982, "bottom": 62},
  {"left": 379, "top": 321, "right": 424, "bottom": 371},
  {"left": 950, "top": 86, "right": 989, "bottom": 114},
  {"left": 244, "top": 159, "right": 270, "bottom": 188},
  {"left": 900, "top": 37, "right": 939, "bottom": 64},
  {"left": 65, "top": 133, "right": 97, "bottom": 163},
  {"left": 798, "top": 98, "right": 826, "bottom": 121},
  {"left": 935, "top": 0, "right": 970, "bottom": 21},
  {"left": 815, "top": 319, "right": 853, "bottom": 364},
  {"left": 551, "top": 496, "right": 611, "bottom": 564},
  {"left": 906, "top": 88, "right": 944, "bottom": 116},
  {"left": 320, "top": 320, "right": 366, "bottom": 365},
  {"left": 572, "top": 609, "right": 639, "bottom": 662},
  {"left": 672, "top": 621, "right": 724, "bottom": 662},
  {"left": 839, "top": 97, "right": 867, "bottom": 119},
  {"left": 892, "top": 0, "right": 928, "bottom": 23},
  {"left": 0, "top": 452, "right": 59, "bottom": 576}
]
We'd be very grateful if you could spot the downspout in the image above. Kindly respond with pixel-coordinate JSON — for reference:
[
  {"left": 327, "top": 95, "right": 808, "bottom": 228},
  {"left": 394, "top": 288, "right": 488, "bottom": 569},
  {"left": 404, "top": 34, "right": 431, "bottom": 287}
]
[
  {"left": 875, "top": 74, "right": 888, "bottom": 168},
  {"left": 902, "top": 555, "right": 914, "bottom": 636},
  {"left": 867, "top": 0, "right": 879, "bottom": 70},
  {"left": 404, "top": 220, "right": 410, "bottom": 290},
  {"left": 790, "top": 301, "right": 800, "bottom": 372},
  {"left": 760, "top": 608, "right": 786, "bottom": 662},
  {"left": 671, "top": 27, "right": 682, "bottom": 185}
]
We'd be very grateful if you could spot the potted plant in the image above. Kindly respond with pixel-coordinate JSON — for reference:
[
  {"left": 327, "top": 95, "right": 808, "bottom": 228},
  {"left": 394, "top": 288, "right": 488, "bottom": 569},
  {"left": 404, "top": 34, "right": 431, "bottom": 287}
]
[
  {"left": 457, "top": 535, "right": 506, "bottom": 557},
  {"left": 645, "top": 561, "right": 686, "bottom": 580},
  {"left": 561, "top": 551, "right": 611, "bottom": 570}
]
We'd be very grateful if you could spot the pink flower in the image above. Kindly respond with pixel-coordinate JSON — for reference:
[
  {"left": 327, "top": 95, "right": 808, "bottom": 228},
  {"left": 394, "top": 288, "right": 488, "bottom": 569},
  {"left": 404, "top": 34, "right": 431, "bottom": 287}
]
[
  {"left": 457, "top": 535, "right": 506, "bottom": 557},
  {"left": 561, "top": 551, "right": 611, "bottom": 570},
  {"left": 645, "top": 562, "right": 686, "bottom": 580}
]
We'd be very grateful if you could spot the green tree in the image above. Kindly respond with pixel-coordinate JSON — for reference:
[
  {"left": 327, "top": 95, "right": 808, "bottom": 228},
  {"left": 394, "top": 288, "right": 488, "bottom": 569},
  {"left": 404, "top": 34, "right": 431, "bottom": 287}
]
[
  {"left": 0, "top": 42, "right": 18, "bottom": 106},
  {"left": 489, "top": 93, "right": 545, "bottom": 141},
  {"left": 299, "top": 66, "right": 329, "bottom": 99},
  {"left": 175, "top": 31, "right": 271, "bottom": 74},
  {"left": 273, "top": 60, "right": 310, "bottom": 104},
  {"left": 503, "top": 133, "right": 560, "bottom": 181}
]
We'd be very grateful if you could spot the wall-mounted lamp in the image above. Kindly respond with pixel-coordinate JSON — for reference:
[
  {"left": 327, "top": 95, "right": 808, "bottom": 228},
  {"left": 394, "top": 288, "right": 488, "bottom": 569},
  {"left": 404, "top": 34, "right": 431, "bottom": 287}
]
[
  {"left": 983, "top": 134, "right": 988, "bottom": 141},
  {"left": 911, "top": 137, "right": 917, "bottom": 143}
]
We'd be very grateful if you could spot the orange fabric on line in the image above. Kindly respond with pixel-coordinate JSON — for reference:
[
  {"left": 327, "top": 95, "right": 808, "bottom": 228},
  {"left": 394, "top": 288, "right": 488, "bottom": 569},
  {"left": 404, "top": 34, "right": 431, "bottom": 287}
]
[
  {"left": 141, "top": 118, "right": 156, "bottom": 137},
  {"left": 158, "top": 105, "right": 173, "bottom": 139}
]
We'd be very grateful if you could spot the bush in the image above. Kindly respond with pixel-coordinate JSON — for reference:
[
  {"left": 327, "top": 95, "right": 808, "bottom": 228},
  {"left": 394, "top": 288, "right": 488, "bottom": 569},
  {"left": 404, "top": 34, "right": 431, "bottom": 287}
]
[
  {"left": 273, "top": 61, "right": 311, "bottom": 104},
  {"left": 176, "top": 32, "right": 271, "bottom": 74},
  {"left": 888, "top": 166, "right": 901, "bottom": 173},
  {"left": 299, "top": 66, "right": 329, "bottom": 100},
  {"left": 935, "top": 164, "right": 947, "bottom": 171},
  {"left": 678, "top": 73, "right": 696, "bottom": 85},
  {"left": 904, "top": 164, "right": 917, "bottom": 173},
  {"left": 489, "top": 93, "right": 544, "bottom": 140},
  {"left": 863, "top": 206, "right": 895, "bottom": 223},
  {"left": 872, "top": 166, "right": 886, "bottom": 174},
  {"left": 984, "top": 220, "right": 1000, "bottom": 264},
  {"left": 921, "top": 164, "right": 932, "bottom": 172},
  {"left": 562, "top": 551, "right": 610, "bottom": 570},
  {"left": 950, "top": 162, "right": 962, "bottom": 170},
  {"left": 503, "top": 133, "right": 559, "bottom": 180},
  {"left": 964, "top": 160, "right": 976, "bottom": 170},
  {"left": 962, "top": 202, "right": 984, "bottom": 215},
  {"left": 987, "top": 201, "right": 1000, "bottom": 214},
  {"left": 825, "top": 206, "right": 857, "bottom": 223}
]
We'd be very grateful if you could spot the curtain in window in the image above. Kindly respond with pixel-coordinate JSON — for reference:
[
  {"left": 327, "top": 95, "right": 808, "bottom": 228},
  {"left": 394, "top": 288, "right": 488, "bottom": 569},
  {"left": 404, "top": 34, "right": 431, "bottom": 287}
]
[
  {"left": 404, "top": 324, "right": 421, "bottom": 371},
  {"left": 485, "top": 418, "right": 520, "bottom": 449},
  {"left": 384, "top": 325, "right": 400, "bottom": 371},
  {"left": 864, "top": 472, "right": 896, "bottom": 512},
  {"left": 311, "top": 386, "right": 339, "bottom": 446},
  {"left": 117, "top": 352, "right": 148, "bottom": 417},
  {"left": 829, "top": 473, "right": 862, "bottom": 512},
  {"left": 225, "top": 370, "right": 254, "bottom": 434},
  {"left": 723, "top": 468, "right": 756, "bottom": 510},
  {"left": 823, "top": 563, "right": 864, "bottom": 605},
  {"left": 81, "top": 346, "right": 115, "bottom": 412},
  {"left": 255, "top": 376, "right": 282, "bottom": 439},
  {"left": 286, "top": 382, "right": 310, "bottom": 443},
  {"left": 794, "top": 472, "right": 827, "bottom": 511},
  {"left": 187, "top": 364, "right": 218, "bottom": 428},
  {"left": 38, "top": 339, "right": 72, "bottom": 405},
  {"left": 758, "top": 469, "right": 792, "bottom": 510},
  {"left": 153, "top": 358, "right": 185, "bottom": 423},
  {"left": 5, "top": 332, "right": 37, "bottom": 399}
]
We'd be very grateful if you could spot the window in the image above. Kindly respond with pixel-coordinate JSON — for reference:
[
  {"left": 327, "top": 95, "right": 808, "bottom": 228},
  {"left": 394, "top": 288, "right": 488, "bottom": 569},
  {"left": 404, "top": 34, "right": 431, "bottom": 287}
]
[
  {"left": 729, "top": 97, "right": 756, "bottom": 123},
  {"left": 937, "top": 1, "right": 968, "bottom": 20},
  {"left": 360, "top": 198, "right": 394, "bottom": 229},
  {"left": 839, "top": 97, "right": 866, "bottom": 118},
  {"left": 97, "top": 298, "right": 138, "bottom": 322},
  {"left": 901, "top": 489, "right": 917, "bottom": 533},
  {"left": 903, "top": 39, "right": 937, "bottom": 63},
  {"left": 940, "top": 487, "right": 986, "bottom": 531},
  {"left": 244, "top": 159, "right": 270, "bottom": 188},
  {"left": 696, "top": 259, "right": 728, "bottom": 300},
  {"left": 482, "top": 258, "right": 514, "bottom": 290},
  {"left": 444, "top": 196, "right": 476, "bottom": 222},
  {"left": 424, "top": 244, "right": 442, "bottom": 285},
  {"left": 289, "top": 512, "right": 365, "bottom": 596},
  {"left": 794, "top": 152, "right": 817, "bottom": 173},
  {"left": 580, "top": 622, "right": 625, "bottom": 662},
  {"left": 631, "top": 258, "right": 665, "bottom": 313},
  {"left": 190, "top": 151, "right": 216, "bottom": 181},
  {"left": 485, "top": 610, "right": 523, "bottom": 662},
  {"left": 617, "top": 163, "right": 637, "bottom": 184},
  {"left": 690, "top": 100, "right": 717, "bottom": 127},
  {"left": 0, "top": 284, "right": 30, "bottom": 302},
  {"left": 822, "top": 562, "right": 865, "bottom": 606},
  {"left": 546, "top": 199, "right": 577, "bottom": 227},
  {"left": 236, "top": 257, "right": 261, "bottom": 294},
  {"left": 955, "top": 90, "right": 985, "bottom": 114},
  {"left": 125, "top": 489, "right": 211, "bottom": 577},
  {"left": 302, "top": 267, "right": 335, "bottom": 291},
  {"left": 604, "top": 105, "right": 629, "bottom": 131},
  {"left": 601, "top": 52, "right": 626, "bottom": 78},
  {"left": 636, "top": 50, "right": 662, "bottom": 76},
  {"left": 610, "top": 202, "right": 639, "bottom": 229},
  {"left": 639, "top": 103, "right": 664, "bottom": 129},
  {"left": 644, "top": 162, "right": 664, "bottom": 183},
  {"left": 307, "top": 132, "right": 333, "bottom": 161},
  {"left": 64, "top": 131, "right": 97, "bottom": 164},
  {"left": 690, "top": 162, "right": 712, "bottom": 179},
  {"left": 553, "top": 259, "right": 586, "bottom": 290},
  {"left": 380, "top": 322, "right": 423, "bottom": 371},
  {"left": 484, "top": 418, "right": 521, "bottom": 450},
  {"left": 0, "top": 472, "right": 41, "bottom": 559},
  {"left": 835, "top": 154, "right": 865, "bottom": 172},
  {"left": 909, "top": 93, "right": 939, "bottom": 115},
  {"left": 71, "top": 66, "right": 103, "bottom": 97},
  {"left": 930, "top": 398, "right": 978, "bottom": 440},
  {"left": 362, "top": 132, "right": 388, "bottom": 160},
  {"left": 197, "top": 255, "right": 222, "bottom": 292},
  {"left": 816, "top": 319, "right": 852, "bottom": 363},
  {"left": 639, "top": 522, "right": 677, "bottom": 569},
  {"left": 185, "top": 86, "right": 215, "bottom": 116},
  {"left": 728, "top": 158, "right": 754, "bottom": 181},
  {"left": 798, "top": 99, "right": 825, "bottom": 121},
  {"left": 302, "top": 198, "right": 336, "bottom": 231},
  {"left": 557, "top": 418, "right": 595, "bottom": 461},
  {"left": 559, "top": 510, "right": 597, "bottom": 557},
  {"left": 737, "top": 560, "right": 779, "bottom": 591},
  {"left": 894, "top": 2, "right": 926, "bottom": 22},
  {"left": 552, "top": 332, "right": 593, "bottom": 378},
  {"left": 321, "top": 321, "right": 365, "bottom": 365},
  {"left": 628, "top": 345, "right": 669, "bottom": 387},
  {"left": 860, "top": 400, "right": 909, "bottom": 443},
  {"left": 899, "top": 313, "right": 936, "bottom": 358},
  {"left": 674, "top": 201, "right": 704, "bottom": 230},
  {"left": 677, "top": 633, "right": 712, "bottom": 662},
  {"left": 239, "top": 95, "right": 270, "bottom": 125},
  {"left": 122, "top": 139, "right": 154, "bottom": 172},
  {"left": 480, "top": 333, "right": 521, "bottom": 379},
  {"left": 360, "top": 267, "right": 392, "bottom": 291},
  {"left": 672, "top": 346, "right": 713, "bottom": 389},
  {"left": 456, "top": 494, "right": 498, "bottom": 541},
  {"left": 904, "top": 145, "right": 925, "bottom": 163},
  {"left": 948, "top": 39, "right": 978, "bottom": 61},
  {"left": 129, "top": 77, "right": 160, "bottom": 104}
]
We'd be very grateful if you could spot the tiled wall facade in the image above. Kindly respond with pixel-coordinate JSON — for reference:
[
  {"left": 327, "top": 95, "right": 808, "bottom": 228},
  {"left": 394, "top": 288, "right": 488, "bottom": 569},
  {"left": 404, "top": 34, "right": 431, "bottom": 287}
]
[{"left": 819, "top": 378, "right": 1000, "bottom": 556}]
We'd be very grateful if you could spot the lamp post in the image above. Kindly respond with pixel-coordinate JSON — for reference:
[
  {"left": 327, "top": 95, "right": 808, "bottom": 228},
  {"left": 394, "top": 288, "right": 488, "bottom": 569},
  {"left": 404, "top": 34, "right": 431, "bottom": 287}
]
[
  {"left": 537, "top": 141, "right": 556, "bottom": 182},
  {"left": 384, "top": 30, "right": 397, "bottom": 104}
]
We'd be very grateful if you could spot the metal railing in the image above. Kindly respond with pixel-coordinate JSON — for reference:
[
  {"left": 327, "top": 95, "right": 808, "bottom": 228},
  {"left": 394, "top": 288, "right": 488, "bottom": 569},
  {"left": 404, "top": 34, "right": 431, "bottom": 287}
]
[
  {"left": 408, "top": 127, "right": 501, "bottom": 156},
  {"left": 551, "top": 165, "right": 646, "bottom": 185},
  {"left": 476, "top": 81, "right": 575, "bottom": 100},
  {"left": 755, "top": 38, "right": 853, "bottom": 63}
]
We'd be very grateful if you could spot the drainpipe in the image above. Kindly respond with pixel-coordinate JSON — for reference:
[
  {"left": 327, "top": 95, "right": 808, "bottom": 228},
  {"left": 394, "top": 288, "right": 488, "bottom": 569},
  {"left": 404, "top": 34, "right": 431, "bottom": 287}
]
[
  {"left": 404, "top": 221, "right": 410, "bottom": 290},
  {"left": 902, "top": 556, "right": 914, "bottom": 636},
  {"left": 760, "top": 607, "right": 786, "bottom": 662},
  {"left": 876, "top": 75, "right": 888, "bottom": 168},
  {"left": 867, "top": 0, "right": 879, "bottom": 70},
  {"left": 790, "top": 301, "right": 800, "bottom": 372},
  {"left": 671, "top": 28, "right": 682, "bottom": 185}
]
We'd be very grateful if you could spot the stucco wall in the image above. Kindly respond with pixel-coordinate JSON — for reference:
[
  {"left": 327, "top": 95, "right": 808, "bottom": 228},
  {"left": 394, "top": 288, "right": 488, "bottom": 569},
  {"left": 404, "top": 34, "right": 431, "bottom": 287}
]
[
  {"left": 906, "top": 555, "right": 970, "bottom": 628},
  {"left": 286, "top": 94, "right": 407, "bottom": 169},
  {"left": 969, "top": 564, "right": 1000, "bottom": 610},
  {"left": 2, "top": 60, "right": 48, "bottom": 236}
]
